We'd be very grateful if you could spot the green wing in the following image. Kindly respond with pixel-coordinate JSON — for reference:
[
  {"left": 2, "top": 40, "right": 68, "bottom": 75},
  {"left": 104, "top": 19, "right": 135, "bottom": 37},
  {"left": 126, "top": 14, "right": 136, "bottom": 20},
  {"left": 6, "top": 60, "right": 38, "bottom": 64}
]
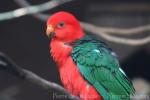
[{"left": 72, "top": 35, "right": 135, "bottom": 100}]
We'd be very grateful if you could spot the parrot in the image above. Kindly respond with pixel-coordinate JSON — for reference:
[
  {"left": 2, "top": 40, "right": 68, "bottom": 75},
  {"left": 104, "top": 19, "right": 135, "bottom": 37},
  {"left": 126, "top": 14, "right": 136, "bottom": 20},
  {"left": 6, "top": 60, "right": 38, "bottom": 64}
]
[{"left": 46, "top": 11, "right": 135, "bottom": 100}]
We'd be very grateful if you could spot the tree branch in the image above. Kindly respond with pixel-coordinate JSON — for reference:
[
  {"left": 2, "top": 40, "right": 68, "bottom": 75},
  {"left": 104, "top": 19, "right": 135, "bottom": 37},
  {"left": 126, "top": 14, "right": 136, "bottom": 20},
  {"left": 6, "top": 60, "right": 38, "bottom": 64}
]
[
  {"left": 13, "top": 0, "right": 150, "bottom": 46},
  {"left": 13, "top": 0, "right": 61, "bottom": 21},
  {"left": 0, "top": 0, "right": 72, "bottom": 21},
  {"left": 14, "top": 0, "right": 150, "bottom": 36},
  {"left": 81, "top": 22, "right": 150, "bottom": 35},
  {"left": 81, "top": 22, "right": 150, "bottom": 46},
  {"left": 0, "top": 52, "right": 80, "bottom": 100},
  {"left": 99, "top": 33, "right": 150, "bottom": 46},
  {"left": 0, "top": 0, "right": 149, "bottom": 45}
]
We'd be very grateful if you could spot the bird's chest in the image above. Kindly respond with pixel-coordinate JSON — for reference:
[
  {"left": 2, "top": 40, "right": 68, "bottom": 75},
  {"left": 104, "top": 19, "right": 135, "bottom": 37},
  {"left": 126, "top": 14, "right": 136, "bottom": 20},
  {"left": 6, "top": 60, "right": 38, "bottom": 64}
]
[
  {"left": 50, "top": 40, "right": 72, "bottom": 65},
  {"left": 59, "top": 57, "right": 87, "bottom": 95}
]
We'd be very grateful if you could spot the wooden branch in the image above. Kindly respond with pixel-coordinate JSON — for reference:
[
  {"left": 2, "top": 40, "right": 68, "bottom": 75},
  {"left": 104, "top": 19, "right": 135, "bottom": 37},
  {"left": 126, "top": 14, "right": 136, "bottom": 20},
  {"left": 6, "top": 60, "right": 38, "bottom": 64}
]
[
  {"left": 0, "top": 0, "right": 148, "bottom": 47},
  {"left": 99, "top": 33, "right": 150, "bottom": 46},
  {"left": 0, "top": 52, "right": 80, "bottom": 100},
  {"left": 0, "top": 0, "right": 72, "bottom": 21},
  {"left": 81, "top": 22, "right": 150, "bottom": 35},
  {"left": 81, "top": 22, "right": 150, "bottom": 46},
  {"left": 13, "top": 0, "right": 150, "bottom": 46}
]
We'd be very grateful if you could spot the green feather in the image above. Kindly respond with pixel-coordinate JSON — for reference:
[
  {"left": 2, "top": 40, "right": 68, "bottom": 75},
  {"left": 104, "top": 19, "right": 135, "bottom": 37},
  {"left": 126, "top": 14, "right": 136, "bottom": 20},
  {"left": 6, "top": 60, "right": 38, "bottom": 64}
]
[{"left": 72, "top": 35, "right": 135, "bottom": 100}]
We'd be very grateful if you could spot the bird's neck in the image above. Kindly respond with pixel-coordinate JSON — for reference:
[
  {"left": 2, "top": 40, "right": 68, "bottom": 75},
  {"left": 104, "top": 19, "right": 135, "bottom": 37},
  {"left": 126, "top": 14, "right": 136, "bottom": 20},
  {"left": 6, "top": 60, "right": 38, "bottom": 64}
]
[
  {"left": 50, "top": 32, "right": 85, "bottom": 65},
  {"left": 50, "top": 40, "right": 72, "bottom": 65}
]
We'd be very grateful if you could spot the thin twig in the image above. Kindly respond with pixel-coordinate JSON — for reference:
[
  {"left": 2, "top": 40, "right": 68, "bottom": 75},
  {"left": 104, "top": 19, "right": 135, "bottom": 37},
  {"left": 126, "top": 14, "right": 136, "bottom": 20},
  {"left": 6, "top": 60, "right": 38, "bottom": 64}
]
[
  {"left": 0, "top": 0, "right": 71, "bottom": 21},
  {"left": 81, "top": 22, "right": 150, "bottom": 35},
  {"left": 81, "top": 22, "right": 150, "bottom": 46},
  {"left": 0, "top": 0, "right": 149, "bottom": 46},
  {"left": 0, "top": 52, "right": 80, "bottom": 100},
  {"left": 14, "top": 1, "right": 150, "bottom": 36},
  {"left": 14, "top": 0, "right": 55, "bottom": 21},
  {"left": 99, "top": 33, "right": 150, "bottom": 46},
  {"left": 22, "top": 69, "right": 79, "bottom": 100},
  {"left": 14, "top": 0, "right": 150, "bottom": 45}
]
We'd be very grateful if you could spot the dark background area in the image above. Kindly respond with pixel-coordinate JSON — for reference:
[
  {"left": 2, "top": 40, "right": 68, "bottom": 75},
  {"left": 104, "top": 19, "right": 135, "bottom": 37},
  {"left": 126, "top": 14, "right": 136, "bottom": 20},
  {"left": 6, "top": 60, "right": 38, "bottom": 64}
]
[{"left": 0, "top": 0, "right": 150, "bottom": 100}]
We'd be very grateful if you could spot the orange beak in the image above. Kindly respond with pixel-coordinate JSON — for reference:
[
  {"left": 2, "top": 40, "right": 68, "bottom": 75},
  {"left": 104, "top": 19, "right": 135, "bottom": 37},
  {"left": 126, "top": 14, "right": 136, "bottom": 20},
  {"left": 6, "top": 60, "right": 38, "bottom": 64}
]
[{"left": 46, "top": 25, "right": 55, "bottom": 38}]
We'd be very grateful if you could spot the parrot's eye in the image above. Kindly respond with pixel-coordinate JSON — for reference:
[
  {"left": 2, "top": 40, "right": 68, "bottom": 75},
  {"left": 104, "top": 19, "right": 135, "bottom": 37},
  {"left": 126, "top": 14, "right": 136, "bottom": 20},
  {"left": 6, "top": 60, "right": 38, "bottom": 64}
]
[{"left": 57, "top": 22, "right": 65, "bottom": 28}]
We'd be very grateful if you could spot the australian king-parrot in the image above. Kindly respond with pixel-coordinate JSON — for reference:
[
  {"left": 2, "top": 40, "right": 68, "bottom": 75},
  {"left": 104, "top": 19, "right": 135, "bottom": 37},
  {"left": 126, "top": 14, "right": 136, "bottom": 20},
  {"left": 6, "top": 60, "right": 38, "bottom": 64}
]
[{"left": 46, "top": 11, "right": 135, "bottom": 100}]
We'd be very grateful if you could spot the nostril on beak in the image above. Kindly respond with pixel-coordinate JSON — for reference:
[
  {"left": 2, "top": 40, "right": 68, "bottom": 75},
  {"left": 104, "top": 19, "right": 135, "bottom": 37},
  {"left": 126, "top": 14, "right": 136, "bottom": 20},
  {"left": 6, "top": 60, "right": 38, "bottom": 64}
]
[{"left": 46, "top": 25, "right": 55, "bottom": 37}]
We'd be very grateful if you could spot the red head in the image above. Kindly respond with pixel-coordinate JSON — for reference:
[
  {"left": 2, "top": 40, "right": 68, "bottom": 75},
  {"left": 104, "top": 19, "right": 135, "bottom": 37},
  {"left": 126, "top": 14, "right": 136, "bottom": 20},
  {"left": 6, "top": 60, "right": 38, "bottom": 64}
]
[{"left": 46, "top": 11, "right": 84, "bottom": 43}]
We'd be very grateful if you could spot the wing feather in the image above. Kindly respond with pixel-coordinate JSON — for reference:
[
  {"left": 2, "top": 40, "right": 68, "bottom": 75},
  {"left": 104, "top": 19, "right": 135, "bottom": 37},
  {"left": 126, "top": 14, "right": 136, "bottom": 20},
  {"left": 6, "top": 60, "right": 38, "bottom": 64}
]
[{"left": 72, "top": 35, "right": 135, "bottom": 100}]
